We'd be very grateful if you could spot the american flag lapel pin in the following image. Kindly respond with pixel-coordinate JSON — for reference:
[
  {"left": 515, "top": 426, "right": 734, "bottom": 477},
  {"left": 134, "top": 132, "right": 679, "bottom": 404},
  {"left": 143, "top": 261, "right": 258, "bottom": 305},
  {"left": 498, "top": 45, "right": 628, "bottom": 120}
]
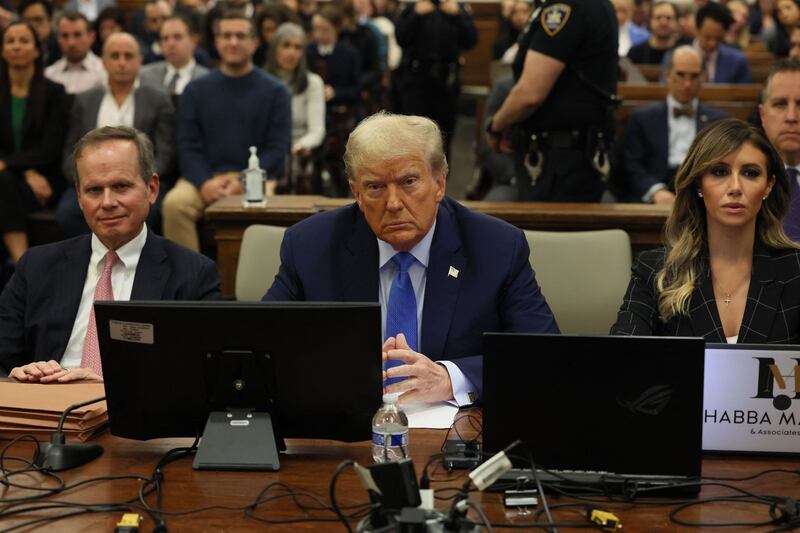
[{"left": 448, "top": 266, "right": 459, "bottom": 278}]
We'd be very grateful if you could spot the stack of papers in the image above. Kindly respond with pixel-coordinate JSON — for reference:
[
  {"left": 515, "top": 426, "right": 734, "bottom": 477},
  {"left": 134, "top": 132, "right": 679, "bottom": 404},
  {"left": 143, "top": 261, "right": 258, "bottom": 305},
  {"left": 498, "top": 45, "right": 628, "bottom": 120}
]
[{"left": 0, "top": 381, "right": 107, "bottom": 442}]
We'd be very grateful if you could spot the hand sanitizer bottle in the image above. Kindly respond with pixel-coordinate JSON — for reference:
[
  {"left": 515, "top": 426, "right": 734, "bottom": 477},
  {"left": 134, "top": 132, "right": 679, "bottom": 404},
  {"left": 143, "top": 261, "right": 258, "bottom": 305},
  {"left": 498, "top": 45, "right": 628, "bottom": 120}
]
[{"left": 241, "top": 146, "right": 266, "bottom": 207}]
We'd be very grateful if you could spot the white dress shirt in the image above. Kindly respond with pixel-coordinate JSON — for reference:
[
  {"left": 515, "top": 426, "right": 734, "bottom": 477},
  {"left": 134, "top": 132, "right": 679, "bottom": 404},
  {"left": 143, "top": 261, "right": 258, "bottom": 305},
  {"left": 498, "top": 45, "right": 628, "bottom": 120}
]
[
  {"left": 667, "top": 95, "right": 697, "bottom": 167},
  {"left": 618, "top": 21, "right": 632, "bottom": 56},
  {"left": 163, "top": 59, "right": 196, "bottom": 95},
  {"left": 44, "top": 51, "right": 107, "bottom": 94},
  {"left": 60, "top": 226, "right": 148, "bottom": 368},
  {"left": 377, "top": 221, "right": 477, "bottom": 406},
  {"left": 96, "top": 80, "right": 138, "bottom": 128},
  {"left": 643, "top": 96, "right": 698, "bottom": 202}
]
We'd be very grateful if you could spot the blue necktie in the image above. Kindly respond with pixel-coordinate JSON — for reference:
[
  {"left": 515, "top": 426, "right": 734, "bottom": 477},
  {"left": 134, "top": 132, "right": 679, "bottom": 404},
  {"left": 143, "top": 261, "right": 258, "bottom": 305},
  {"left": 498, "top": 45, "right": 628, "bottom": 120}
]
[
  {"left": 385, "top": 252, "right": 417, "bottom": 385},
  {"left": 784, "top": 168, "right": 800, "bottom": 243}
]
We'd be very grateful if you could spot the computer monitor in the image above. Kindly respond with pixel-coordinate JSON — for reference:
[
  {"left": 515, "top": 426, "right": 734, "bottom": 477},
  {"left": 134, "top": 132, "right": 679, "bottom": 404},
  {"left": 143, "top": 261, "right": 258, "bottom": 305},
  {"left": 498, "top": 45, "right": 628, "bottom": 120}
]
[{"left": 95, "top": 301, "right": 383, "bottom": 471}]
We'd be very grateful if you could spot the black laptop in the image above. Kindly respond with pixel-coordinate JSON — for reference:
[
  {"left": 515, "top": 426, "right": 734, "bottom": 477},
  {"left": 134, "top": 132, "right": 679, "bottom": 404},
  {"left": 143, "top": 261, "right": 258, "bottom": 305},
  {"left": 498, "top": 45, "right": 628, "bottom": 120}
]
[{"left": 483, "top": 333, "right": 705, "bottom": 496}]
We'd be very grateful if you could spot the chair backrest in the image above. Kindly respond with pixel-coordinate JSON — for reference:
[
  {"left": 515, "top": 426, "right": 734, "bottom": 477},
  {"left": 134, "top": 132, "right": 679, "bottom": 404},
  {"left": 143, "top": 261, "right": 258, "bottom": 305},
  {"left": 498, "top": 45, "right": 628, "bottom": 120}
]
[
  {"left": 524, "top": 229, "right": 632, "bottom": 335},
  {"left": 235, "top": 224, "right": 287, "bottom": 301}
]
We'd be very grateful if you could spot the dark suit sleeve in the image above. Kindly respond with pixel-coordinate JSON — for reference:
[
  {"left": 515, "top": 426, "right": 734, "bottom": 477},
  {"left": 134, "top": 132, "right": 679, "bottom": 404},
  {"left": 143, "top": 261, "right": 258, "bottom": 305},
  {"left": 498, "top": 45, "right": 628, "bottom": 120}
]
[
  {"left": 610, "top": 250, "right": 662, "bottom": 336},
  {"left": 262, "top": 227, "right": 303, "bottom": 301},
  {"left": 151, "top": 91, "right": 176, "bottom": 180},
  {"left": 450, "top": 230, "right": 559, "bottom": 400},
  {"left": 733, "top": 55, "right": 752, "bottom": 84},
  {"left": 0, "top": 255, "right": 31, "bottom": 374},
  {"left": 193, "top": 256, "right": 222, "bottom": 300},
  {"left": 4, "top": 82, "right": 67, "bottom": 179},
  {"left": 624, "top": 111, "right": 662, "bottom": 200}
]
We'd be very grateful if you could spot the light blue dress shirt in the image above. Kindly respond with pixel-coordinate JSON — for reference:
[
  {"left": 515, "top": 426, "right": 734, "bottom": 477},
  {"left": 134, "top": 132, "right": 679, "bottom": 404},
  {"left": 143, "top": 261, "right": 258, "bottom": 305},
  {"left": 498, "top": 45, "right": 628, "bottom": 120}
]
[{"left": 377, "top": 221, "right": 476, "bottom": 406}]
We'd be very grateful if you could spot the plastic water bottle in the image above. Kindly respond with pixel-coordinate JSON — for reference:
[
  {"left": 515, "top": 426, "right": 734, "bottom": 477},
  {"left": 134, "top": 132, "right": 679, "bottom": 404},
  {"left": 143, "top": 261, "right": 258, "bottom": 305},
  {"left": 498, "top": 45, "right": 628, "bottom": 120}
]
[{"left": 371, "top": 393, "right": 409, "bottom": 463}]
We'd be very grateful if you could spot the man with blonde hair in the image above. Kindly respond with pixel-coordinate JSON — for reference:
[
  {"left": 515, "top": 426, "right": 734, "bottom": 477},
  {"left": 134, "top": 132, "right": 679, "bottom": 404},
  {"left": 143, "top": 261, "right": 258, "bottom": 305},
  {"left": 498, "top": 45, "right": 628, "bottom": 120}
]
[{"left": 264, "top": 112, "right": 557, "bottom": 405}]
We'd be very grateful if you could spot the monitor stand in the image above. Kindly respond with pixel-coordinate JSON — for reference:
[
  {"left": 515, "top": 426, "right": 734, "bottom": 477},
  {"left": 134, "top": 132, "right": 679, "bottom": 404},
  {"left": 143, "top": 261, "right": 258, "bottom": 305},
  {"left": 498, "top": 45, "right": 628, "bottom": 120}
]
[{"left": 192, "top": 409, "right": 280, "bottom": 470}]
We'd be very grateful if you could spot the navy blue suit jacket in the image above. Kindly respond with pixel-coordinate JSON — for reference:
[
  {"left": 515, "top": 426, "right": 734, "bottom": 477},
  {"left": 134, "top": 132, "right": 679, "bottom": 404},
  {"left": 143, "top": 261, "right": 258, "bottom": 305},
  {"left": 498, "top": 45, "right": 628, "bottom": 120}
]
[
  {"left": 263, "top": 196, "right": 559, "bottom": 399},
  {"left": 624, "top": 101, "right": 727, "bottom": 199},
  {"left": 660, "top": 45, "right": 751, "bottom": 84},
  {"left": 0, "top": 231, "right": 221, "bottom": 373},
  {"left": 712, "top": 45, "right": 752, "bottom": 84}
]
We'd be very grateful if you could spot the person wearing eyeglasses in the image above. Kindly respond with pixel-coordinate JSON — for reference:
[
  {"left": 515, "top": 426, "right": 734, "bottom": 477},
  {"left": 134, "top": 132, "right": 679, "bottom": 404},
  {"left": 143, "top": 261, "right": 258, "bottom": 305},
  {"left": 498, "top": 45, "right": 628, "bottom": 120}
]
[
  {"left": 162, "top": 11, "right": 291, "bottom": 252},
  {"left": 623, "top": 45, "right": 727, "bottom": 205}
]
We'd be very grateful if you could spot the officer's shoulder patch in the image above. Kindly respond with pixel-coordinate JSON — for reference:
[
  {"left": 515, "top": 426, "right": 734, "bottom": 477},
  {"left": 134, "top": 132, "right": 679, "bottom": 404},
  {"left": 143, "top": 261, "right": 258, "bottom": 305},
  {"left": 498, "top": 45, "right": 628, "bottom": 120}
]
[{"left": 540, "top": 3, "right": 572, "bottom": 37}]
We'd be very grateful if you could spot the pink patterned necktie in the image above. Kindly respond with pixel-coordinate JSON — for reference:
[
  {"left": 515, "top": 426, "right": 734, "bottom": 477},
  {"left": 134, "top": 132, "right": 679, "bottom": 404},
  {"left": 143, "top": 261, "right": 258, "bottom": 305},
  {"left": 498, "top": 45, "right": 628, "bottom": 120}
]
[{"left": 80, "top": 250, "right": 119, "bottom": 376}]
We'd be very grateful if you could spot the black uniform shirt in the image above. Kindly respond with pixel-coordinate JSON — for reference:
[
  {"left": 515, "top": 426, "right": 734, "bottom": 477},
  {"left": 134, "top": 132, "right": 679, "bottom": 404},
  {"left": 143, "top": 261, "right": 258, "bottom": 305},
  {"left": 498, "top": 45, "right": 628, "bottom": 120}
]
[{"left": 513, "top": 0, "right": 618, "bottom": 131}]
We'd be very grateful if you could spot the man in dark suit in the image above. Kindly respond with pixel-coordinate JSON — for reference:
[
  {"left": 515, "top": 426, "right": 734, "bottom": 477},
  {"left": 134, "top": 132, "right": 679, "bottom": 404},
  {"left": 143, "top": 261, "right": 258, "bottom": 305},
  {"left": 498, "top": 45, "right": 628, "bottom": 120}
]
[
  {"left": 693, "top": 2, "right": 750, "bottom": 83},
  {"left": 138, "top": 14, "right": 209, "bottom": 95},
  {"left": 625, "top": 45, "right": 727, "bottom": 204},
  {"left": 760, "top": 59, "right": 800, "bottom": 241},
  {"left": 0, "top": 125, "right": 220, "bottom": 381},
  {"left": 264, "top": 112, "right": 558, "bottom": 404},
  {"left": 56, "top": 32, "right": 175, "bottom": 237}
]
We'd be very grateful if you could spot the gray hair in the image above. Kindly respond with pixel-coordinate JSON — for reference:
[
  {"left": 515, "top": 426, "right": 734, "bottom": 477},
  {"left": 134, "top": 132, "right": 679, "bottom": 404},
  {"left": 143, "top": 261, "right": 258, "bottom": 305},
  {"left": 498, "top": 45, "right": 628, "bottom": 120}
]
[
  {"left": 72, "top": 125, "right": 156, "bottom": 184},
  {"left": 266, "top": 22, "right": 309, "bottom": 93},
  {"left": 667, "top": 44, "right": 704, "bottom": 73},
  {"left": 344, "top": 111, "right": 449, "bottom": 181}
]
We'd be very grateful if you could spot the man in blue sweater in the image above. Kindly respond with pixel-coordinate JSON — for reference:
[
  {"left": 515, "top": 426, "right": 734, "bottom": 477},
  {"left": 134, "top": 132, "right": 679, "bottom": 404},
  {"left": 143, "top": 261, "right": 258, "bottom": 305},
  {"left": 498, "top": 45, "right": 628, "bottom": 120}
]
[{"left": 163, "top": 11, "right": 291, "bottom": 251}]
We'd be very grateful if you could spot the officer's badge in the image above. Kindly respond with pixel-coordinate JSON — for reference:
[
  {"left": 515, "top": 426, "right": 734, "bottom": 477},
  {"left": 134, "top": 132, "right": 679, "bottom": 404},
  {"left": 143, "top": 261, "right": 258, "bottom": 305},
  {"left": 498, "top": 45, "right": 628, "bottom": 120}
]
[{"left": 541, "top": 3, "right": 571, "bottom": 36}]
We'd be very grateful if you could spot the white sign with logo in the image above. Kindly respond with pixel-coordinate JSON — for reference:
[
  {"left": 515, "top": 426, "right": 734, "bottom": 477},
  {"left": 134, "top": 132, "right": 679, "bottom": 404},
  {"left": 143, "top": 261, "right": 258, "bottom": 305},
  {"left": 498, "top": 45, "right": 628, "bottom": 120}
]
[{"left": 704, "top": 344, "right": 800, "bottom": 453}]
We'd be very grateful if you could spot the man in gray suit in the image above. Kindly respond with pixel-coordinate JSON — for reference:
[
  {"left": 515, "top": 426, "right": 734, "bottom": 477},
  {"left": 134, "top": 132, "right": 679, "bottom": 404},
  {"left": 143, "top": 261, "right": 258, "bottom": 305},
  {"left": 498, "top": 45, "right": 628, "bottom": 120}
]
[
  {"left": 139, "top": 14, "right": 209, "bottom": 96},
  {"left": 56, "top": 32, "right": 175, "bottom": 237}
]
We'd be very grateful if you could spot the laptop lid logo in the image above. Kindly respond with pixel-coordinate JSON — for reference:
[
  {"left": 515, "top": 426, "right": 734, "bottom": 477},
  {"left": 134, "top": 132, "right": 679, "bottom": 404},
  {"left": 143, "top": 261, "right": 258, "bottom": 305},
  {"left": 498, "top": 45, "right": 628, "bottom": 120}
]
[
  {"left": 752, "top": 357, "right": 800, "bottom": 411},
  {"left": 617, "top": 384, "right": 673, "bottom": 416}
]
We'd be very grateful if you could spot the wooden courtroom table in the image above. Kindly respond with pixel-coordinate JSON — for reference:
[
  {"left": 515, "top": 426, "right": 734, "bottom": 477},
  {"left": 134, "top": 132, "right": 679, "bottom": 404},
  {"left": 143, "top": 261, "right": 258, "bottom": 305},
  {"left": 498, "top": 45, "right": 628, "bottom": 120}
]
[
  {"left": 205, "top": 195, "right": 671, "bottom": 298},
  {"left": 3, "top": 413, "right": 800, "bottom": 531}
]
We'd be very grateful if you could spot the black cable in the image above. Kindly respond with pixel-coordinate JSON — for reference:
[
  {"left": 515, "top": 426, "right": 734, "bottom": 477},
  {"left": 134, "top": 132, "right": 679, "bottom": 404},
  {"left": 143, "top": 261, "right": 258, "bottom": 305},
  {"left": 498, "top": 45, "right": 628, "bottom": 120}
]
[
  {"left": 329, "top": 460, "right": 355, "bottom": 532},
  {"left": 464, "top": 499, "right": 494, "bottom": 532}
]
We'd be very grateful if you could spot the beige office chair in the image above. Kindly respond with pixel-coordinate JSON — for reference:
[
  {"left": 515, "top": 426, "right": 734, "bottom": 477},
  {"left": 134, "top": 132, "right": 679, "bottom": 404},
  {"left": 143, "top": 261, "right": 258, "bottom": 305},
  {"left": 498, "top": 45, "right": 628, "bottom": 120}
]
[
  {"left": 235, "top": 224, "right": 286, "bottom": 301},
  {"left": 524, "top": 229, "right": 632, "bottom": 335}
]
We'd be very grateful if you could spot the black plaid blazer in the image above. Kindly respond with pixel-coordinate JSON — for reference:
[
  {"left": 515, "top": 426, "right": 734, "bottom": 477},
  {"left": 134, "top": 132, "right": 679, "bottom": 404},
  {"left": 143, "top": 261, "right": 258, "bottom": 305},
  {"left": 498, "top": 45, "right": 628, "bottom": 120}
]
[{"left": 611, "top": 244, "right": 800, "bottom": 343}]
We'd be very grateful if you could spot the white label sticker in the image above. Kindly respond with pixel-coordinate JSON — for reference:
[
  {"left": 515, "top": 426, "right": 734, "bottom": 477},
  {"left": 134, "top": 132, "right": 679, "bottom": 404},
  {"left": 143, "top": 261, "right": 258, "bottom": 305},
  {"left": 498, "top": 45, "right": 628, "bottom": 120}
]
[{"left": 109, "top": 320, "right": 154, "bottom": 345}]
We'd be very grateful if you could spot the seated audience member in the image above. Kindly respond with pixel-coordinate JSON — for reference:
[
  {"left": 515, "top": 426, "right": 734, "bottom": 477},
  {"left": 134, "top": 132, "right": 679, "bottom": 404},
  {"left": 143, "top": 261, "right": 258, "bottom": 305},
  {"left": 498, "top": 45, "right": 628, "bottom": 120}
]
[
  {"left": 685, "top": 2, "right": 752, "bottom": 83},
  {"left": 57, "top": 32, "right": 175, "bottom": 237},
  {"left": 306, "top": 4, "right": 361, "bottom": 120},
  {"left": 628, "top": 1, "right": 681, "bottom": 65},
  {"left": 263, "top": 112, "right": 558, "bottom": 404},
  {"left": 265, "top": 22, "right": 325, "bottom": 191},
  {"left": 0, "top": 22, "right": 67, "bottom": 264},
  {"left": 355, "top": 0, "right": 400, "bottom": 70},
  {"left": 162, "top": 11, "right": 291, "bottom": 252},
  {"left": 91, "top": 6, "right": 126, "bottom": 56},
  {"left": 253, "top": 3, "right": 298, "bottom": 68},
  {"left": 139, "top": 0, "right": 172, "bottom": 63},
  {"left": 491, "top": 0, "right": 530, "bottom": 63},
  {"left": 767, "top": 0, "right": 800, "bottom": 56},
  {"left": 725, "top": 0, "right": 751, "bottom": 49},
  {"left": 612, "top": 118, "right": 800, "bottom": 343},
  {"left": 339, "top": 0, "right": 385, "bottom": 78},
  {"left": 0, "top": 126, "right": 220, "bottom": 381},
  {"left": 139, "top": 14, "right": 209, "bottom": 95},
  {"left": 62, "top": 0, "right": 116, "bottom": 23},
  {"left": 791, "top": 22, "right": 800, "bottom": 58},
  {"left": 19, "top": 0, "right": 61, "bottom": 66},
  {"left": 625, "top": 46, "right": 727, "bottom": 205},
  {"left": 614, "top": 0, "right": 650, "bottom": 56},
  {"left": 45, "top": 12, "right": 107, "bottom": 94},
  {"left": 297, "top": 0, "right": 317, "bottom": 32},
  {"left": 750, "top": 0, "right": 777, "bottom": 38},
  {"left": 760, "top": 59, "right": 800, "bottom": 241},
  {"left": 677, "top": 2, "right": 697, "bottom": 41}
]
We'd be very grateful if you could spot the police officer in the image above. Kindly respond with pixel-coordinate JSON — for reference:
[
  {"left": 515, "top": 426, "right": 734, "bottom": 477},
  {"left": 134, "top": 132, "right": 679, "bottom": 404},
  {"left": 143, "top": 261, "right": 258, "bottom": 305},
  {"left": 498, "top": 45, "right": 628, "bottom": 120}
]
[
  {"left": 487, "top": 0, "right": 618, "bottom": 201},
  {"left": 395, "top": 0, "right": 477, "bottom": 159}
]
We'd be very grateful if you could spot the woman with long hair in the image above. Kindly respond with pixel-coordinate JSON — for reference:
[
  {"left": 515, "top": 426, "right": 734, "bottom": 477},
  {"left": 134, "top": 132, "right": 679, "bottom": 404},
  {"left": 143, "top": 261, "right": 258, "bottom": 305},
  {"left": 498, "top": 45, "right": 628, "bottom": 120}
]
[
  {"left": 266, "top": 22, "right": 325, "bottom": 159},
  {"left": 612, "top": 118, "right": 800, "bottom": 343},
  {"left": 767, "top": 0, "right": 800, "bottom": 56},
  {"left": 0, "top": 21, "right": 66, "bottom": 264}
]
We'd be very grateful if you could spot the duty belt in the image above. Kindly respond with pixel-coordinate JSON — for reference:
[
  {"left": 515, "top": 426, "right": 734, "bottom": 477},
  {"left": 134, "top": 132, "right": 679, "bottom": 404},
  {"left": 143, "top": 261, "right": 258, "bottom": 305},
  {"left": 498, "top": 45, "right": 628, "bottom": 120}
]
[{"left": 536, "top": 130, "right": 586, "bottom": 150}]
